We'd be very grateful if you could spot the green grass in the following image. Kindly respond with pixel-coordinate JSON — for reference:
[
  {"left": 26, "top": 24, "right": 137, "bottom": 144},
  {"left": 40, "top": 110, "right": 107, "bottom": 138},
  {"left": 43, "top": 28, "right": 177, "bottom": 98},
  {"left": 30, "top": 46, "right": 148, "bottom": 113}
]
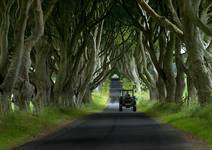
[
  {"left": 0, "top": 83, "right": 109, "bottom": 150},
  {"left": 138, "top": 98, "right": 212, "bottom": 146},
  {"left": 83, "top": 92, "right": 108, "bottom": 112},
  {"left": 0, "top": 108, "right": 87, "bottom": 150},
  {"left": 82, "top": 81, "right": 109, "bottom": 112}
]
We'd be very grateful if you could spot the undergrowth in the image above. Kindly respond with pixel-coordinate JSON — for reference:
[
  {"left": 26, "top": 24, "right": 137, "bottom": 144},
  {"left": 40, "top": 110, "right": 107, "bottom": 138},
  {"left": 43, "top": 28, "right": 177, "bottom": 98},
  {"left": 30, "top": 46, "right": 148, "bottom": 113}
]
[
  {"left": 0, "top": 81, "right": 109, "bottom": 150},
  {"left": 138, "top": 99, "right": 212, "bottom": 146}
]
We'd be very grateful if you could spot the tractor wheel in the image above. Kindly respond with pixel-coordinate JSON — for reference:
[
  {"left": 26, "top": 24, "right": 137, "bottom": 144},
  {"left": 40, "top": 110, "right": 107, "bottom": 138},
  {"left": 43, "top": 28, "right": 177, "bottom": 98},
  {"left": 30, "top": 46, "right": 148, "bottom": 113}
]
[
  {"left": 133, "top": 106, "right": 136, "bottom": 112},
  {"left": 119, "top": 105, "right": 123, "bottom": 111}
]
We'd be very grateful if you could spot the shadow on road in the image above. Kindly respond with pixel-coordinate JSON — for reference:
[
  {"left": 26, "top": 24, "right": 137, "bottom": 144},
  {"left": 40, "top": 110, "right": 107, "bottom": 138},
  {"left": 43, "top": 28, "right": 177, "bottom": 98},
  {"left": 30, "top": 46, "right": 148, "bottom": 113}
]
[
  {"left": 14, "top": 79, "right": 205, "bottom": 150},
  {"left": 15, "top": 110, "right": 195, "bottom": 150}
]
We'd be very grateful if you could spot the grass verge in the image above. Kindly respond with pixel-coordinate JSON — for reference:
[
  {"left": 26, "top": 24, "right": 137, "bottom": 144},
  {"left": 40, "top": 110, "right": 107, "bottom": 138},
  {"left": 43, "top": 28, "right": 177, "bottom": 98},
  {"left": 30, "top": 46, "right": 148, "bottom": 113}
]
[
  {"left": 0, "top": 83, "right": 109, "bottom": 150},
  {"left": 138, "top": 99, "right": 212, "bottom": 146}
]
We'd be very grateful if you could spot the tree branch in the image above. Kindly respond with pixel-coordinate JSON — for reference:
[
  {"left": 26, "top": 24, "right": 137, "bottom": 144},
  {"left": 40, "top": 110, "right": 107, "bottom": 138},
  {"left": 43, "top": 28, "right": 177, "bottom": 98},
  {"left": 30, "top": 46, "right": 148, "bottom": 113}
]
[
  {"left": 136, "top": 0, "right": 184, "bottom": 39},
  {"left": 195, "top": 17, "right": 212, "bottom": 36}
]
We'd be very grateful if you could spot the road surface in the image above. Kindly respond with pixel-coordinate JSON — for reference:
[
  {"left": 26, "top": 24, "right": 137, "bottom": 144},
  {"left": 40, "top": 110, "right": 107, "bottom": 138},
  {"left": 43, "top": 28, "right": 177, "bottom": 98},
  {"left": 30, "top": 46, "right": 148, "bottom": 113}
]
[{"left": 15, "top": 79, "right": 210, "bottom": 150}]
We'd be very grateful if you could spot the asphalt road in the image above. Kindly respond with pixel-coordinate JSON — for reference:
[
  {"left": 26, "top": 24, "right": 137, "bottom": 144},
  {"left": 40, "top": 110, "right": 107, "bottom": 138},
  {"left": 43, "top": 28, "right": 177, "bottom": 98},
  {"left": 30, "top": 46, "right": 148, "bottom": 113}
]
[{"left": 15, "top": 79, "right": 210, "bottom": 150}]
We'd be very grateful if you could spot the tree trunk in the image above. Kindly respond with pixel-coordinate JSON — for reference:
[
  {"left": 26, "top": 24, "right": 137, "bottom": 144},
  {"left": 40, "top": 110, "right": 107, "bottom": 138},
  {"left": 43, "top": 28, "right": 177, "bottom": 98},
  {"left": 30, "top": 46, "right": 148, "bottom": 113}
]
[
  {"left": 0, "top": 0, "right": 15, "bottom": 78},
  {"left": 175, "top": 40, "right": 185, "bottom": 103},
  {"left": 14, "top": 0, "right": 44, "bottom": 111},
  {"left": 149, "top": 87, "right": 159, "bottom": 100},
  {"left": 83, "top": 89, "right": 92, "bottom": 103},
  {"left": 182, "top": 0, "right": 212, "bottom": 104},
  {"left": 187, "top": 74, "right": 197, "bottom": 104},
  {"left": 163, "top": 33, "right": 176, "bottom": 102},
  {"left": 157, "top": 77, "right": 166, "bottom": 102},
  {"left": 157, "top": 32, "right": 167, "bottom": 102},
  {"left": 0, "top": 92, "right": 10, "bottom": 113},
  {"left": 0, "top": 0, "right": 33, "bottom": 112},
  {"left": 53, "top": 44, "right": 68, "bottom": 104},
  {"left": 32, "top": 39, "right": 52, "bottom": 112}
]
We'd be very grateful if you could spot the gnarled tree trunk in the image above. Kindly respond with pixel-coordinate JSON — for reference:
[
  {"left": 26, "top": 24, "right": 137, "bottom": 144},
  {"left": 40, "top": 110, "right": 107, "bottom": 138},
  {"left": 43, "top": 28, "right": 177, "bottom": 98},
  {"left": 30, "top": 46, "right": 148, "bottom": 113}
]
[
  {"left": 163, "top": 33, "right": 176, "bottom": 102},
  {"left": 0, "top": 0, "right": 33, "bottom": 112},
  {"left": 15, "top": 0, "right": 44, "bottom": 111},
  {"left": 32, "top": 39, "right": 52, "bottom": 112},
  {"left": 182, "top": 0, "right": 212, "bottom": 104},
  {"left": 175, "top": 40, "right": 185, "bottom": 103}
]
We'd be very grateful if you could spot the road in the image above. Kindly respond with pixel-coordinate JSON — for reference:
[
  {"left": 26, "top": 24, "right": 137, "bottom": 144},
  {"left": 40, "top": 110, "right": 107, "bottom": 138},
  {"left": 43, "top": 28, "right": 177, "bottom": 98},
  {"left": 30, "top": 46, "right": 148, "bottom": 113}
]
[{"left": 15, "top": 79, "right": 210, "bottom": 150}]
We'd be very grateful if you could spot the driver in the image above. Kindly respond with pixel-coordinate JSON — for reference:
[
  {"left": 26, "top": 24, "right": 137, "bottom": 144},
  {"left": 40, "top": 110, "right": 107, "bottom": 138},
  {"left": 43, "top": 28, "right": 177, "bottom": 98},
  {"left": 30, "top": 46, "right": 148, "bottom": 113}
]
[{"left": 125, "top": 93, "right": 130, "bottom": 99}]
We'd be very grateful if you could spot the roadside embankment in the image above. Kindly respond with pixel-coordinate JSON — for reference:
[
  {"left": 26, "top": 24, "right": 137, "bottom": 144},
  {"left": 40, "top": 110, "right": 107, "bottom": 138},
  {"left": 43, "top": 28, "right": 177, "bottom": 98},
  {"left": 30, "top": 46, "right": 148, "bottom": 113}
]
[
  {"left": 0, "top": 82, "right": 109, "bottom": 150},
  {"left": 138, "top": 99, "right": 212, "bottom": 147}
]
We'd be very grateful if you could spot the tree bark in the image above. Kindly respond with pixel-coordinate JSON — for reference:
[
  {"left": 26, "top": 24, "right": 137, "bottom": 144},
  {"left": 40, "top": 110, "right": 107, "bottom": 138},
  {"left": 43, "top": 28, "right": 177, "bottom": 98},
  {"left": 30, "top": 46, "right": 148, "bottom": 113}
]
[
  {"left": 0, "top": 0, "right": 15, "bottom": 78},
  {"left": 163, "top": 33, "right": 176, "bottom": 102},
  {"left": 32, "top": 39, "right": 52, "bottom": 112},
  {"left": 136, "top": 0, "right": 183, "bottom": 39},
  {"left": 182, "top": 0, "right": 212, "bottom": 104},
  {"left": 175, "top": 39, "right": 185, "bottom": 103},
  {"left": 157, "top": 77, "right": 166, "bottom": 102},
  {"left": 15, "top": 0, "right": 44, "bottom": 111},
  {"left": 187, "top": 74, "right": 197, "bottom": 104},
  {"left": 149, "top": 87, "right": 159, "bottom": 100},
  {"left": 0, "top": 0, "right": 33, "bottom": 112}
]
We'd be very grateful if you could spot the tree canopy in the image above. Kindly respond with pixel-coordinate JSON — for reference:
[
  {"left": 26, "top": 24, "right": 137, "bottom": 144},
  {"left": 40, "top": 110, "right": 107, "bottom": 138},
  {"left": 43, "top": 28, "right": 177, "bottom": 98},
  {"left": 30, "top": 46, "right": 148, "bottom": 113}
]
[{"left": 0, "top": 0, "right": 211, "bottom": 112}]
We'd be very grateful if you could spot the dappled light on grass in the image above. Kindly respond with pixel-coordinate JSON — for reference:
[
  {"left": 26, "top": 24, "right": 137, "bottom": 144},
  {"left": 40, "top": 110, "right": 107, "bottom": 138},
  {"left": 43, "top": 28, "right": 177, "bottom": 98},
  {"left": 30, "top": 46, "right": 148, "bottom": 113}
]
[
  {"left": 82, "top": 81, "right": 109, "bottom": 113},
  {"left": 82, "top": 93, "right": 108, "bottom": 113}
]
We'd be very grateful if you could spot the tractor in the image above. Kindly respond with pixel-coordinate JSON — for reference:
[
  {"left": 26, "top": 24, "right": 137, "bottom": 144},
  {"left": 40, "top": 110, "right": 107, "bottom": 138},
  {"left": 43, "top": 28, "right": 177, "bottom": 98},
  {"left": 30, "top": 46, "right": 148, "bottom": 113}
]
[{"left": 119, "top": 89, "right": 136, "bottom": 112}]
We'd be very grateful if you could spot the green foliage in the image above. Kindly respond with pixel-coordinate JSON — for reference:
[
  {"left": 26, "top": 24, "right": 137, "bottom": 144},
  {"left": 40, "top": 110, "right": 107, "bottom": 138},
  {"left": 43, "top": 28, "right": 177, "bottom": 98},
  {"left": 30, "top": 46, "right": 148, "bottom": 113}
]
[
  {"left": 139, "top": 100, "right": 212, "bottom": 146},
  {"left": 122, "top": 78, "right": 134, "bottom": 89},
  {"left": 83, "top": 81, "right": 109, "bottom": 112},
  {"left": 83, "top": 92, "right": 108, "bottom": 112},
  {"left": 135, "top": 91, "right": 150, "bottom": 101}
]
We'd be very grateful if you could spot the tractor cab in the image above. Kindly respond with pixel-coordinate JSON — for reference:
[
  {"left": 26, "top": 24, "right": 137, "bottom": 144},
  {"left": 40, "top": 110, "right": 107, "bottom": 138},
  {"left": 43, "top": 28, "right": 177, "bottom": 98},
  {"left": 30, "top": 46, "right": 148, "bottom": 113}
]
[{"left": 119, "top": 89, "right": 136, "bottom": 112}]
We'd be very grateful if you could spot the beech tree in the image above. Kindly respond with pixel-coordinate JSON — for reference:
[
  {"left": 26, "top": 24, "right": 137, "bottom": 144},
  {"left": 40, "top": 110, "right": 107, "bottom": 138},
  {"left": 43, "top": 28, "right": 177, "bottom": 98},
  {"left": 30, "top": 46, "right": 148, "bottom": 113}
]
[{"left": 0, "top": 0, "right": 211, "bottom": 113}]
